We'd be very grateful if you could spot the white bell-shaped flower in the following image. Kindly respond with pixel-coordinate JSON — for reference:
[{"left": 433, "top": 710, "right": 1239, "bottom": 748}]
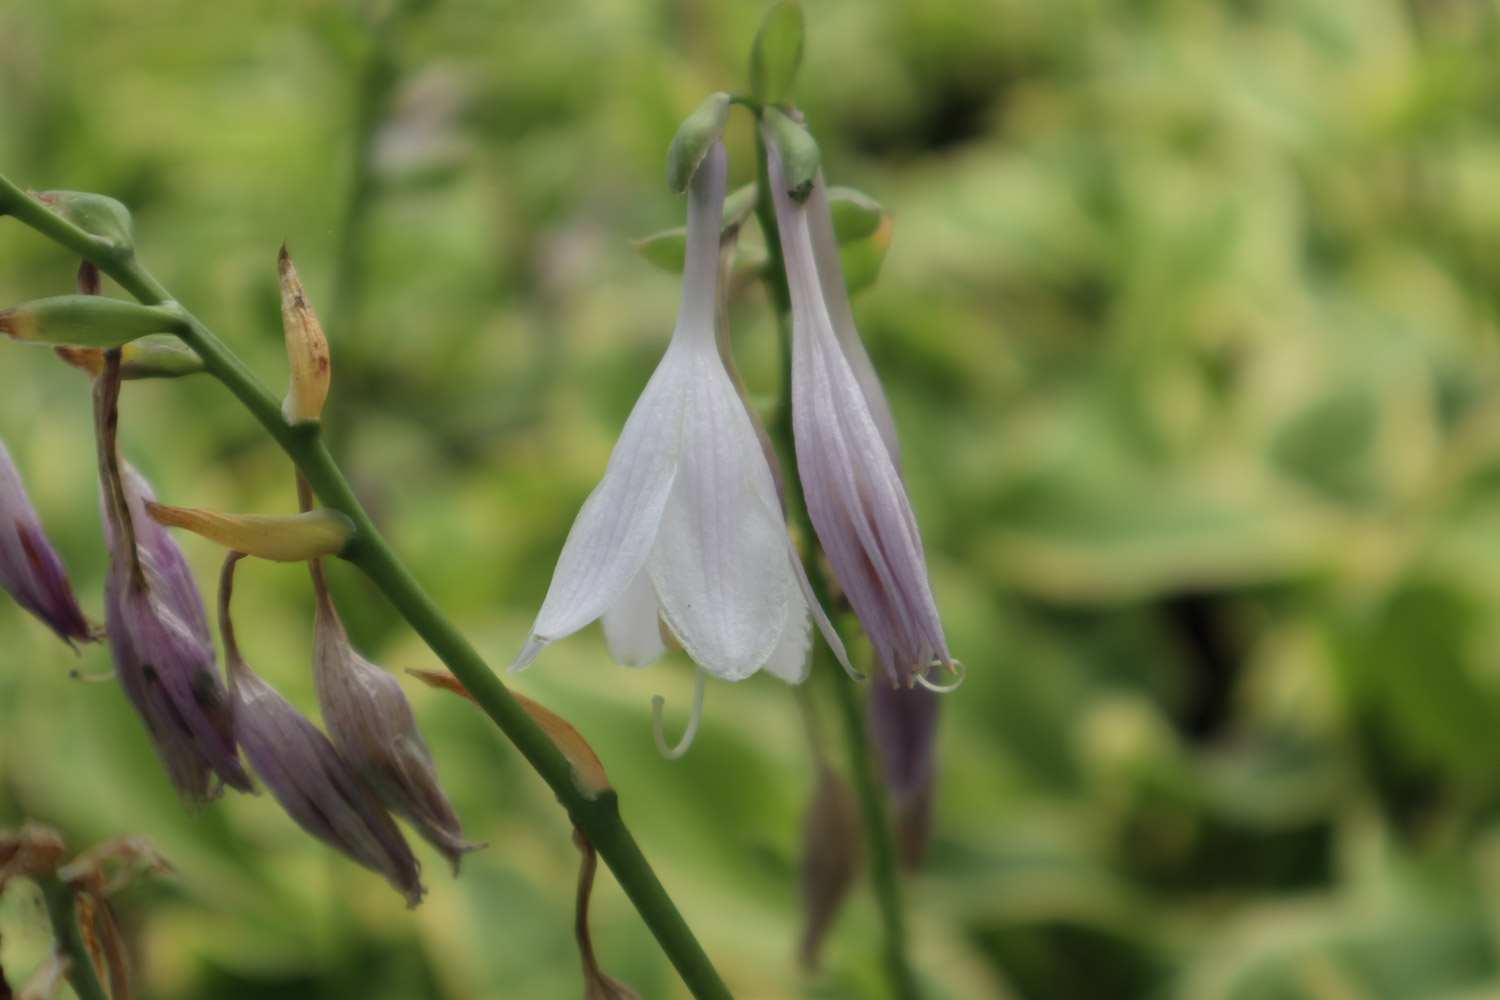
[{"left": 513, "top": 142, "right": 848, "bottom": 688}]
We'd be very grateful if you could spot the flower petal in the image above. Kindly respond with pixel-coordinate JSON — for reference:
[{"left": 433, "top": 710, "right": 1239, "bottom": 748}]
[
  {"left": 759, "top": 592, "right": 811, "bottom": 684},
  {"left": 0, "top": 437, "right": 93, "bottom": 644},
  {"left": 648, "top": 349, "right": 794, "bottom": 681},
  {"left": 602, "top": 566, "right": 668, "bottom": 668}
]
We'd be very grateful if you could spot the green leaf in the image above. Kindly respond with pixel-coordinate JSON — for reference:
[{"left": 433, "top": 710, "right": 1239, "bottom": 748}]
[
  {"left": 826, "top": 186, "right": 884, "bottom": 243},
  {"left": 0, "top": 295, "right": 184, "bottom": 348},
  {"left": 633, "top": 183, "right": 759, "bottom": 273},
  {"left": 666, "top": 92, "right": 731, "bottom": 195},
  {"left": 31, "top": 190, "right": 134, "bottom": 248},
  {"left": 763, "top": 107, "right": 820, "bottom": 203},
  {"left": 750, "top": 1, "right": 805, "bottom": 106}
]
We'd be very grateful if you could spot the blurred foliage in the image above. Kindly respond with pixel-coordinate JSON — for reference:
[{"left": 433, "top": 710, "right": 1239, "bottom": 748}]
[{"left": 3, "top": 0, "right": 1500, "bottom": 998}]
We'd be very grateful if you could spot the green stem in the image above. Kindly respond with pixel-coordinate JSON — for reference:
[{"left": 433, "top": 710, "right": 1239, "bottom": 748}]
[
  {"left": 36, "top": 872, "right": 109, "bottom": 1000},
  {"left": 0, "top": 174, "right": 734, "bottom": 1000},
  {"left": 752, "top": 132, "right": 921, "bottom": 1000}
]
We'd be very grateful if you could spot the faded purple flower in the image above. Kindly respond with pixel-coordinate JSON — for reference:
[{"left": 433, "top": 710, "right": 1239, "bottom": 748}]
[
  {"left": 95, "top": 365, "right": 250, "bottom": 808},
  {"left": 312, "top": 572, "right": 481, "bottom": 874},
  {"left": 0, "top": 437, "right": 94, "bottom": 645},
  {"left": 221, "top": 556, "right": 424, "bottom": 906},
  {"left": 764, "top": 130, "right": 954, "bottom": 689},
  {"left": 869, "top": 677, "right": 940, "bottom": 869}
]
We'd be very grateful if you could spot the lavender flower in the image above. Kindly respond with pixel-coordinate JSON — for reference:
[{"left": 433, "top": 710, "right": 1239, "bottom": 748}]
[
  {"left": 0, "top": 437, "right": 93, "bottom": 645},
  {"left": 513, "top": 142, "right": 850, "bottom": 686},
  {"left": 220, "top": 555, "right": 424, "bottom": 906},
  {"left": 95, "top": 363, "right": 250, "bottom": 807},
  {"left": 312, "top": 571, "right": 481, "bottom": 874},
  {"left": 765, "top": 130, "right": 955, "bottom": 690}
]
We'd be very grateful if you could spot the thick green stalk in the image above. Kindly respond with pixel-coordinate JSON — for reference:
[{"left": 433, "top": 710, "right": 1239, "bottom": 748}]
[
  {"left": 753, "top": 131, "right": 922, "bottom": 1000},
  {"left": 36, "top": 872, "right": 109, "bottom": 1000},
  {"left": 0, "top": 174, "right": 733, "bottom": 1000}
]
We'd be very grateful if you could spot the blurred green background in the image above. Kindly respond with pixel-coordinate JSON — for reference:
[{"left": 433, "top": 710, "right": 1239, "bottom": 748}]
[{"left": 3, "top": 0, "right": 1500, "bottom": 997}]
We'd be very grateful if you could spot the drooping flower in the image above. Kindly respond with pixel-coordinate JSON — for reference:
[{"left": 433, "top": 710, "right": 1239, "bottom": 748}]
[
  {"left": 94, "top": 360, "right": 251, "bottom": 807},
  {"left": 219, "top": 554, "right": 424, "bottom": 906},
  {"left": 764, "top": 128, "right": 955, "bottom": 691},
  {"left": 0, "top": 437, "right": 94, "bottom": 645},
  {"left": 512, "top": 142, "right": 849, "bottom": 687},
  {"left": 311, "top": 561, "right": 481, "bottom": 874}
]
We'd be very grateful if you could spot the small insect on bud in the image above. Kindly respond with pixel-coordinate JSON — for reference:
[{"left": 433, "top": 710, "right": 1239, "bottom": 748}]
[
  {"left": 312, "top": 585, "right": 482, "bottom": 875},
  {"left": 278, "top": 244, "right": 331, "bottom": 424},
  {"left": 146, "top": 503, "right": 353, "bottom": 563},
  {"left": 219, "top": 555, "right": 424, "bottom": 906},
  {"left": 95, "top": 355, "right": 251, "bottom": 807},
  {"left": 0, "top": 437, "right": 96, "bottom": 645}
]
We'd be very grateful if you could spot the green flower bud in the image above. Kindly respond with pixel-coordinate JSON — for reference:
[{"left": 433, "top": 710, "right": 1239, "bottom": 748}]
[
  {"left": 55, "top": 337, "right": 206, "bottom": 380},
  {"left": 762, "top": 107, "right": 820, "bottom": 203},
  {"left": 631, "top": 183, "right": 758, "bottom": 273},
  {"left": 840, "top": 212, "right": 894, "bottom": 294},
  {"left": 750, "top": 1, "right": 805, "bottom": 107},
  {"left": 0, "top": 295, "right": 184, "bottom": 348},
  {"left": 31, "top": 190, "right": 134, "bottom": 249},
  {"left": 666, "top": 92, "right": 731, "bottom": 195}
]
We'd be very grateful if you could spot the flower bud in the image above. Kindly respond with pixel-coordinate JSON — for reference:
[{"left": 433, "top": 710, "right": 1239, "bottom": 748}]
[
  {"left": 869, "top": 678, "right": 939, "bottom": 869},
  {"left": 31, "top": 190, "right": 134, "bottom": 249},
  {"left": 0, "top": 437, "right": 95, "bottom": 645},
  {"left": 146, "top": 503, "right": 353, "bottom": 562},
  {"left": 96, "top": 361, "right": 251, "bottom": 807},
  {"left": 798, "top": 759, "right": 863, "bottom": 970},
  {"left": 750, "top": 1, "right": 805, "bottom": 107},
  {"left": 278, "top": 244, "right": 330, "bottom": 424},
  {"left": 762, "top": 107, "right": 820, "bottom": 203},
  {"left": 219, "top": 555, "right": 424, "bottom": 905},
  {"left": 0, "top": 295, "right": 184, "bottom": 348},
  {"left": 56, "top": 338, "right": 206, "bottom": 380},
  {"left": 313, "top": 594, "right": 481, "bottom": 874},
  {"left": 666, "top": 92, "right": 731, "bottom": 195},
  {"left": 825, "top": 186, "right": 884, "bottom": 243}
]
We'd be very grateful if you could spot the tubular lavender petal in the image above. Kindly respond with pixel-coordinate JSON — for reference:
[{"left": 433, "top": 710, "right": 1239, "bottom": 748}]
[
  {"left": 764, "top": 127, "right": 954, "bottom": 688},
  {"left": 220, "top": 554, "right": 424, "bottom": 905},
  {"left": 0, "top": 437, "right": 95, "bottom": 645}
]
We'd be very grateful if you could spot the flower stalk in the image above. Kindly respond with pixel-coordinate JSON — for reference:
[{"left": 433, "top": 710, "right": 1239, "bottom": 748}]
[{"left": 0, "top": 171, "right": 733, "bottom": 1000}]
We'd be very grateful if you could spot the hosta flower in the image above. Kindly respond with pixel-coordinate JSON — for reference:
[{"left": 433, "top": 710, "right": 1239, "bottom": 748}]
[
  {"left": 764, "top": 129, "right": 955, "bottom": 690},
  {"left": 0, "top": 437, "right": 94, "bottom": 645},
  {"left": 96, "top": 369, "right": 250, "bottom": 807},
  {"left": 513, "top": 142, "right": 848, "bottom": 687},
  {"left": 312, "top": 570, "right": 481, "bottom": 874},
  {"left": 221, "top": 555, "right": 424, "bottom": 906}
]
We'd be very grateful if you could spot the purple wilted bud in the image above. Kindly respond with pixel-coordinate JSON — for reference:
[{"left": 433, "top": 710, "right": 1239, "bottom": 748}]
[
  {"left": 0, "top": 437, "right": 94, "bottom": 645},
  {"left": 94, "top": 361, "right": 250, "bottom": 806},
  {"left": 311, "top": 566, "right": 481, "bottom": 874},
  {"left": 764, "top": 127, "right": 957, "bottom": 691},
  {"left": 869, "top": 677, "right": 940, "bottom": 869},
  {"left": 220, "top": 555, "right": 424, "bottom": 906}
]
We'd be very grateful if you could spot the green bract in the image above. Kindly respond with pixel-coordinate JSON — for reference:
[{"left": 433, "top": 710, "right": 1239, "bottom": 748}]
[
  {"left": 0, "top": 295, "right": 184, "bottom": 348},
  {"left": 666, "top": 92, "right": 731, "bottom": 195},
  {"left": 763, "top": 107, "right": 820, "bottom": 203},
  {"left": 750, "top": 1, "right": 804, "bottom": 106},
  {"left": 826, "top": 187, "right": 884, "bottom": 243}
]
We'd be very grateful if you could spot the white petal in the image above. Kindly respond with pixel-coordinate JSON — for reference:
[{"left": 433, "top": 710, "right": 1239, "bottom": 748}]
[
  {"left": 514, "top": 355, "right": 688, "bottom": 671},
  {"left": 760, "top": 591, "right": 811, "bottom": 684},
  {"left": 648, "top": 348, "right": 795, "bottom": 681},
  {"left": 806, "top": 177, "right": 903, "bottom": 471},
  {"left": 602, "top": 565, "right": 667, "bottom": 668}
]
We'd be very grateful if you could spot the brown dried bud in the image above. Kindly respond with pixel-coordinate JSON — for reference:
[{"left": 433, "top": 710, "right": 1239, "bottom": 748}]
[
  {"left": 278, "top": 244, "right": 330, "bottom": 424},
  {"left": 798, "top": 759, "right": 864, "bottom": 971}
]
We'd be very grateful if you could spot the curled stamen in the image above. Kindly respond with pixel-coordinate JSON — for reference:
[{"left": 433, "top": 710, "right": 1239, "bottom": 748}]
[
  {"left": 652, "top": 670, "right": 706, "bottom": 760},
  {"left": 913, "top": 659, "right": 965, "bottom": 694}
]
